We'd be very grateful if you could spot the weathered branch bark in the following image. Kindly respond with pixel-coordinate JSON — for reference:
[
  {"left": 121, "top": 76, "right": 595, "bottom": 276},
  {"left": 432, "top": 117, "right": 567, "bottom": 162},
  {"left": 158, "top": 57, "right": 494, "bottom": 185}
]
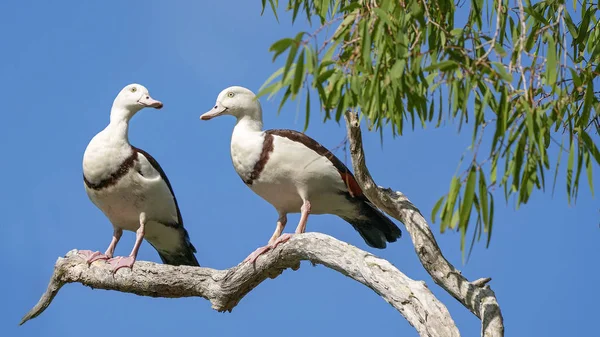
[
  {"left": 22, "top": 233, "right": 460, "bottom": 337},
  {"left": 344, "top": 111, "right": 504, "bottom": 337}
]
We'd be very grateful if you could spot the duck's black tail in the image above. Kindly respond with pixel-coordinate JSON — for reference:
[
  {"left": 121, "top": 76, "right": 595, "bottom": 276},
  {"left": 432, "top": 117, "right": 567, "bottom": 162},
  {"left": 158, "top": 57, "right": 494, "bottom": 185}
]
[
  {"left": 341, "top": 199, "right": 402, "bottom": 249},
  {"left": 148, "top": 226, "right": 200, "bottom": 267}
]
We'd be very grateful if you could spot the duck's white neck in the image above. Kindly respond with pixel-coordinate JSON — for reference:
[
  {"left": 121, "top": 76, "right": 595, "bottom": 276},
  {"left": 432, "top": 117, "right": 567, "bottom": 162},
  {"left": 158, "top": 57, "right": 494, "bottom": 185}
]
[
  {"left": 105, "top": 107, "right": 133, "bottom": 142},
  {"left": 234, "top": 114, "right": 263, "bottom": 133}
]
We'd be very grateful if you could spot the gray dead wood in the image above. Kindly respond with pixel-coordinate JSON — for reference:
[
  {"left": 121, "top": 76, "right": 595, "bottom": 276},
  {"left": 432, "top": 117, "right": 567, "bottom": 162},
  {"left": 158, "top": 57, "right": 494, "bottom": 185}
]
[
  {"left": 21, "top": 233, "right": 460, "bottom": 337},
  {"left": 344, "top": 111, "right": 504, "bottom": 337}
]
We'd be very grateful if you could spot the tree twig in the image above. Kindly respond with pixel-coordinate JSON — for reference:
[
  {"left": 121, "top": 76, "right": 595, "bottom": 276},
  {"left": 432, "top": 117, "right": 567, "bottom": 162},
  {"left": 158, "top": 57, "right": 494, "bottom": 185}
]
[
  {"left": 476, "top": 0, "right": 503, "bottom": 64},
  {"left": 344, "top": 111, "right": 504, "bottom": 337},
  {"left": 516, "top": 0, "right": 528, "bottom": 101},
  {"left": 21, "top": 233, "right": 460, "bottom": 337}
]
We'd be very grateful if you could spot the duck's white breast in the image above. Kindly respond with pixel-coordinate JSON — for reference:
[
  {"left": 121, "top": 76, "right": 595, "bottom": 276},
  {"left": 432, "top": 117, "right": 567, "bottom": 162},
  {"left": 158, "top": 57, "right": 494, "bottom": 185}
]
[
  {"left": 83, "top": 131, "right": 131, "bottom": 183},
  {"left": 230, "top": 128, "right": 265, "bottom": 182}
]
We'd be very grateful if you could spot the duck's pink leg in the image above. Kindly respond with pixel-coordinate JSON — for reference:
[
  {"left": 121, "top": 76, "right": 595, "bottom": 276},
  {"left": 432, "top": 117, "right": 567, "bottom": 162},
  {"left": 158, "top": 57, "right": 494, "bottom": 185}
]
[
  {"left": 108, "top": 214, "right": 146, "bottom": 273},
  {"left": 295, "top": 200, "right": 311, "bottom": 234},
  {"left": 245, "top": 200, "right": 311, "bottom": 264},
  {"left": 244, "top": 213, "right": 289, "bottom": 264}
]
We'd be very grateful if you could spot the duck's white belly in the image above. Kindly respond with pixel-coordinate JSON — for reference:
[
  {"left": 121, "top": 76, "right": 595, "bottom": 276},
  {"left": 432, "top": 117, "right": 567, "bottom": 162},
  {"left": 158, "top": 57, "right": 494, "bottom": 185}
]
[
  {"left": 86, "top": 171, "right": 145, "bottom": 231},
  {"left": 85, "top": 169, "right": 177, "bottom": 232},
  {"left": 249, "top": 157, "right": 352, "bottom": 215},
  {"left": 250, "top": 178, "right": 304, "bottom": 214}
]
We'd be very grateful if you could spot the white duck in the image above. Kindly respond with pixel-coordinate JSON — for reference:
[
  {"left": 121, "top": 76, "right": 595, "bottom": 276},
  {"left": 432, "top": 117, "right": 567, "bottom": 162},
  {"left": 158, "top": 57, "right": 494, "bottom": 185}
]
[
  {"left": 80, "top": 83, "right": 199, "bottom": 272},
  {"left": 200, "top": 86, "right": 401, "bottom": 262}
]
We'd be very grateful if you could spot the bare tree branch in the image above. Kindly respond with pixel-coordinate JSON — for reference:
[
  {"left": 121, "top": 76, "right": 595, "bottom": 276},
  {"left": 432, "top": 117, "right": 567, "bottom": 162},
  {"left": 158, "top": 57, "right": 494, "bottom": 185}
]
[
  {"left": 21, "top": 233, "right": 460, "bottom": 337},
  {"left": 344, "top": 111, "right": 504, "bottom": 337}
]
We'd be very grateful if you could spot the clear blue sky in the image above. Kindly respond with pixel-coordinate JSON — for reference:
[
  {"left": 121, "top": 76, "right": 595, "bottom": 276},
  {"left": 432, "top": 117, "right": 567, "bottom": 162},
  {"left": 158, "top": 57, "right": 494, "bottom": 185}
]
[{"left": 1, "top": 1, "right": 598, "bottom": 336}]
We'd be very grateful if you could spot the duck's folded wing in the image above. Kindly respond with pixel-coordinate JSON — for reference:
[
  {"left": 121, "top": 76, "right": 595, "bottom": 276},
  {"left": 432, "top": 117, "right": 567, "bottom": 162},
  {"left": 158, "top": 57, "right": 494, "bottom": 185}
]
[{"left": 133, "top": 147, "right": 199, "bottom": 266}]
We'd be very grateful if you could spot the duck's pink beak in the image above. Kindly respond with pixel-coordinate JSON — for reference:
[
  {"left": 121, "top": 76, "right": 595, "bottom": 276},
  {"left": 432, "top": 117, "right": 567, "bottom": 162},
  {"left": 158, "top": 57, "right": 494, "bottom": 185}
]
[
  {"left": 138, "top": 95, "right": 163, "bottom": 109},
  {"left": 200, "top": 103, "right": 227, "bottom": 120}
]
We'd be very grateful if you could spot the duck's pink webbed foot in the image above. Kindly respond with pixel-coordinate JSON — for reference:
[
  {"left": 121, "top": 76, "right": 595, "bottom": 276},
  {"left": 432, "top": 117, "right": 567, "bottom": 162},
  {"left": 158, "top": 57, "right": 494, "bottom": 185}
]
[
  {"left": 107, "top": 256, "right": 136, "bottom": 273},
  {"left": 78, "top": 250, "right": 110, "bottom": 264},
  {"left": 244, "top": 246, "right": 271, "bottom": 264},
  {"left": 271, "top": 233, "right": 293, "bottom": 249},
  {"left": 244, "top": 233, "right": 294, "bottom": 264}
]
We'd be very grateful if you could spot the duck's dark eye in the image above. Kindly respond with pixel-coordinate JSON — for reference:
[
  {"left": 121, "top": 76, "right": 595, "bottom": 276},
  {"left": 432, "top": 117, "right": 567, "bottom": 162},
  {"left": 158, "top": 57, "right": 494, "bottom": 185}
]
[
  {"left": 227, "top": 92, "right": 235, "bottom": 98},
  {"left": 130, "top": 87, "right": 137, "bottom": 93}
]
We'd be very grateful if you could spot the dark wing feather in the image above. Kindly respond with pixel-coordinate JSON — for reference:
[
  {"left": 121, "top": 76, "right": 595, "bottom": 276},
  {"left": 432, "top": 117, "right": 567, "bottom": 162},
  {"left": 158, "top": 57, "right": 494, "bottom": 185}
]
[
  {"left": 132, "top": 146, "right": 183, "bottom": 225},
  {"left": 132, "top": 147, "right": 199, "bottom": 266}
]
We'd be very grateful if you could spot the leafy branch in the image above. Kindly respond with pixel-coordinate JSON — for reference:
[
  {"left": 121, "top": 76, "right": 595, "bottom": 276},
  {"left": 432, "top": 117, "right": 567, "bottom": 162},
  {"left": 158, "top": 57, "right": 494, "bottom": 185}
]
[{"left": 257, "top": 0, "right": 600, "bottom": 252}]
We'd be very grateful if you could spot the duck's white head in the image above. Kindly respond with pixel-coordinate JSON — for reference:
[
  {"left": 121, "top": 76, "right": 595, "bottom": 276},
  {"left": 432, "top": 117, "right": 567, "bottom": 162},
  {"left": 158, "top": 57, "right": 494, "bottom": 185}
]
[
  {"left": 110, "top": 83, "right": 163, "bottom": 121},
  {"left": 200, "top": 86, "right": 262, "bottom": 122}
]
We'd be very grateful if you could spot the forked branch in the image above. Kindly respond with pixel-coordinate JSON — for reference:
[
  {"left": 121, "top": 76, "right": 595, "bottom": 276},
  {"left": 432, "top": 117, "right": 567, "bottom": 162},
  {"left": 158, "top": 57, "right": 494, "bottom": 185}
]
[{"left": 344, "top": 111, "right": 504, "bottom": 337}]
